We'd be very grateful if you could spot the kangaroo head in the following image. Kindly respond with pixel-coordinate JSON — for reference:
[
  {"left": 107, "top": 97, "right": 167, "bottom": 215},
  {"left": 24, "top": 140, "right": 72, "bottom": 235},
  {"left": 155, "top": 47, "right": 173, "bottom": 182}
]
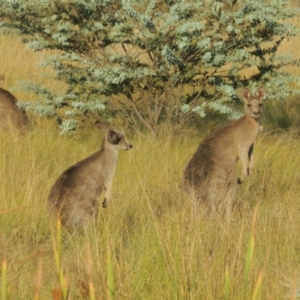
[
  {"left": 236, "top": 87, "right": 266, "bottom": 120},
  {"left": 95, "top": 121, "right": 133, "bottom": 150}
]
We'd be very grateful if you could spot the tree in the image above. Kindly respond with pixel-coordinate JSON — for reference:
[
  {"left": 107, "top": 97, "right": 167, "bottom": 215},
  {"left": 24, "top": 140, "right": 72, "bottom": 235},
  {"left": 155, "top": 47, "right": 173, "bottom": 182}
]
[{"left": 0, "top": 0, "right": 299, "bottom": 134}]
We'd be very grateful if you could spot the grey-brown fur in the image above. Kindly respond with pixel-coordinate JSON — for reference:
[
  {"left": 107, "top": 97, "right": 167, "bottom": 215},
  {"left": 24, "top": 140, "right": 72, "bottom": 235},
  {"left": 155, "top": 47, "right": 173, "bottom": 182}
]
[
  {"left": 184, "top": 87, "right": 266, "bottom": 221},
  {"left": 48, "top": 121, "right": 133, "bottom": 227},
  {"left": 0, "top": 87, "right": 28, "bottom": 130}
]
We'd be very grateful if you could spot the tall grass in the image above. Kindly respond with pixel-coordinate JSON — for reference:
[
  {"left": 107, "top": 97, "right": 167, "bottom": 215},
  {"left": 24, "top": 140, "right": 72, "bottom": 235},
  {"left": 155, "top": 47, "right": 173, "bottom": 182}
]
[{"left": 1, "top": 126, "right": 300, "bottom": 299}]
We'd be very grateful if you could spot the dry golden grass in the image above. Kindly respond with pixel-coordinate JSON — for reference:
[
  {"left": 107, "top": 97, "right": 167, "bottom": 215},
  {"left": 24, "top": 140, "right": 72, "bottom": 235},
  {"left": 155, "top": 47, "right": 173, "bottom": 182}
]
[{"left": 1, "top": 126, "right": 300, "bottom": 299}]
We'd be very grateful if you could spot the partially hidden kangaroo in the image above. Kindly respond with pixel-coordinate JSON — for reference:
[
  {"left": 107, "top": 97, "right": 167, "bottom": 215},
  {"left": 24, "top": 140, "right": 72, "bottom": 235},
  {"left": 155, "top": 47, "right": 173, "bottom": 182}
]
[
  {"left": 48, "top": 121, "right": 133, "bottom": 227},
  {"left": 0, "top": 87, "right": 28, "bottom": 130},
  {"left": 184, "top": 87, "right": 266, "bottom": 221}
]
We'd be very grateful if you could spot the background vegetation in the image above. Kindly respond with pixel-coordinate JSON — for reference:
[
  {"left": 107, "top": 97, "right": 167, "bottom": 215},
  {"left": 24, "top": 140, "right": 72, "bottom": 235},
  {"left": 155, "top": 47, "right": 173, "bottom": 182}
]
[
  {"left": 1, "top": 1, "right": 300, "bottom": 299},
  {"left": 1, "top": 0, "right": 300, "bottom": 134}
]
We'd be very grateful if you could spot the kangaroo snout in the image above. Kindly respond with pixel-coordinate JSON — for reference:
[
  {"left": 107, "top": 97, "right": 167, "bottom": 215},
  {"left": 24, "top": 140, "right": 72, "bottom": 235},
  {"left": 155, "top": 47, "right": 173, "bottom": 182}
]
[
  {"left": 126, "top": 143, "right": 133, "bottom": 150},
  {"left": 118, "top": 142, "right": 132, "bottom": 150}
]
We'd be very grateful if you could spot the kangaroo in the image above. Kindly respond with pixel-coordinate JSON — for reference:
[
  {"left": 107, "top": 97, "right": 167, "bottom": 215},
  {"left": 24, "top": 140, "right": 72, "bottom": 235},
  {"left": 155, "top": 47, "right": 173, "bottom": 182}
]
[
  {"left": 48, "top": 121, "right": 133, "bottom": 227},
  {"left": 184, "top": 87, "right": 266, "bottom": 221},
  {"left": 0, "top": 87, "right": 28, "bottom": 130}
]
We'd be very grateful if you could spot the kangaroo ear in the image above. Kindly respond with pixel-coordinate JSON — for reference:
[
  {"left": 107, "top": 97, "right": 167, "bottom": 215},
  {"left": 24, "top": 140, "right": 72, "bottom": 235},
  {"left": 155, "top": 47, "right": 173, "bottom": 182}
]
[
  {"left": 255, "top": 87, "right": 266, "bottom": 100},
  {"left": 236, "top": 87, "right": 252, "bottom": 103},
  {"left": 95, "top": 121, "right": 111, "bottom": 131}
]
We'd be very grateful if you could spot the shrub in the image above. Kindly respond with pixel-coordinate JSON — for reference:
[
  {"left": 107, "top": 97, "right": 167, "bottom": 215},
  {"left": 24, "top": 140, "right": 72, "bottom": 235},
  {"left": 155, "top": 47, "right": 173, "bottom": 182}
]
[{"left": 0, "top": 0, "right": 299, "bottom": 133}]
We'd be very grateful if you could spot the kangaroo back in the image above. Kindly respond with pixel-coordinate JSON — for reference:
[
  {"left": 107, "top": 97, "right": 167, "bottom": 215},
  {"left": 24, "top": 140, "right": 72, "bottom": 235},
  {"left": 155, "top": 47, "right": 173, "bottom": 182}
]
[
  {"left": 184, "top": 87, "right": 266, "bottom": 221},
  {"left": 0, "top": 88, "right": 28, "bottom": 130},
  {"left": 48, "top": 121, "right": 133, "bottom": 227}
]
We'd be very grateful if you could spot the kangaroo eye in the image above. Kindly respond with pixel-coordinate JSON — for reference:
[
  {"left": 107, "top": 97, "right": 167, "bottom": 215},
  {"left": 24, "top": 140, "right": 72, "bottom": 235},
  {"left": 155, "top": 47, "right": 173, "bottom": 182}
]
[
  {"left": 247, "top": 104, "right": 251, "bottom": 107},
  {"left": 259, "top": 103, "right": 263, "bottom": 107}
]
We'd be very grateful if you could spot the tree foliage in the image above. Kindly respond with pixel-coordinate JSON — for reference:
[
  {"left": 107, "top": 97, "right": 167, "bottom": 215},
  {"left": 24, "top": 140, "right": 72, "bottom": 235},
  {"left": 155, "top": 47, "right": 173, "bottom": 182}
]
[{"left": 0, "top": 0, "right": 299, "bottom": 133}]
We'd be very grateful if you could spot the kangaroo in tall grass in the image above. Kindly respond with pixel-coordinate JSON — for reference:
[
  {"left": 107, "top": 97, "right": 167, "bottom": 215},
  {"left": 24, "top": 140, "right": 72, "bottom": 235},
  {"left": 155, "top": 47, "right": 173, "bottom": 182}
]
[
  {"left": 48, "top": 121, "right": 133, "bottom": 227},
  {"left": 0, "top": 87, "right": 28, "bottom": 131},
  {"left": 184, "top": 87, "right": 266, "bottom": 221}
]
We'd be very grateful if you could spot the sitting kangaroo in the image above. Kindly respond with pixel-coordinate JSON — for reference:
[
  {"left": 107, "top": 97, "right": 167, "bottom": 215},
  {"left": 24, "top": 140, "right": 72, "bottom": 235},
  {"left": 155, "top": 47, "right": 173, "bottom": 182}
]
[
  {"left": 48, "top": 121, "right": 133, "bottom": 227},
  {"left": 184, "top": 87, "right": 266, "bottom": 221}
]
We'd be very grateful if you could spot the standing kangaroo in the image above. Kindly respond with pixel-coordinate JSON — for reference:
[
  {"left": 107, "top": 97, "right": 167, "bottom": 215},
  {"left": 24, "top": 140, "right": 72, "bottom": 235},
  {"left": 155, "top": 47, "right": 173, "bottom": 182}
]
[
  {"left": 0, "top": 87, "right": 28, "bottom": 130},
  {"left": 48, "top": 121, "right": 133, "bottom": 227},
  {"left": 184, "top": 87, "right": 266, "bottom": 221}
]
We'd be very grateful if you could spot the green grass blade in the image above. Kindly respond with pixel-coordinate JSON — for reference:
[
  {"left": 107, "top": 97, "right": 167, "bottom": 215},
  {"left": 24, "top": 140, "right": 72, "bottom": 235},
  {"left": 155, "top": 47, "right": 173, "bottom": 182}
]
[
  {"left": 243, "top": 205, "right": 259, "bottom": 298},
  {"left": 107, "top": 245, "right": 114, "bottom": 300},
  {"left": 1, "top": 260, "right": 7, "bottom": 300},
  {"left": 252, "top": 269, "right": 263, "bottom": 300},
  {"left": 224, "top": 264, "right": 230, "bottom": 300},
  {"left": 86, "top": 244, "right": 95, "bottom": 300}
]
